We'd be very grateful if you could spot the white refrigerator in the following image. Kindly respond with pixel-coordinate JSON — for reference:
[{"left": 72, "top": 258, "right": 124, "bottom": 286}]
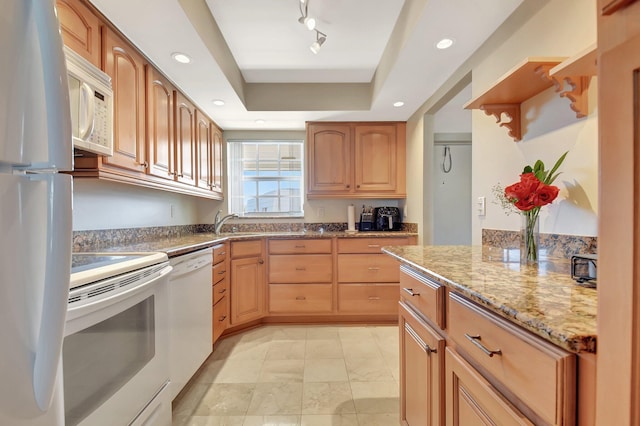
[{"left": 0, "top": 0, "right": 73, "bottom": 425}]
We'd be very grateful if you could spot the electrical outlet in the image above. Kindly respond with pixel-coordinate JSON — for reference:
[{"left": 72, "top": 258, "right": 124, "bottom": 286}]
[{"left": 476, "top": 197, "right": 486, "bottom": 216}]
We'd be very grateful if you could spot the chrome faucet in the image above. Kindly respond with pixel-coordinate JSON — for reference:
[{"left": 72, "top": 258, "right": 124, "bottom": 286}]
[{"left": 214, "top": 210, "right": 238, "bottom": 234}]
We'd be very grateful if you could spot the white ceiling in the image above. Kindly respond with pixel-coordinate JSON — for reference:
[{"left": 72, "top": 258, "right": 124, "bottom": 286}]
[{"left": 88, "top": 0, "right": 523, "bottom": 130}]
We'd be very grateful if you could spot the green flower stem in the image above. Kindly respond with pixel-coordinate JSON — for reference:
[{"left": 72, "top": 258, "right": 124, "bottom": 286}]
[{"left": 523, "top": 208, "right": 540, "bottom": 263}]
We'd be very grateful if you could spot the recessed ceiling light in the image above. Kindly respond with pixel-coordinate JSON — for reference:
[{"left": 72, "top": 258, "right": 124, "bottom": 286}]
[
  {"left": 212, "top": 99, "right": 225, "bottom": 106},
  {"left": 255, "top": 119, "right": 265, "bottom": 124},
  {"left": 393, "top": 101, "right": 405, "bottom": 107},
  {"left": 171, "top": 52, "right": 192, "bottom": 64},
  {"left": 436, "top": 38, "right": 454, "bottom": 50}
]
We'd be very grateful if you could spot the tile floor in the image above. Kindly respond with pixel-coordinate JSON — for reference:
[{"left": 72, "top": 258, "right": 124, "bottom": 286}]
[{"left": 172, "top": 324, "right": 400, "bottom": 426}]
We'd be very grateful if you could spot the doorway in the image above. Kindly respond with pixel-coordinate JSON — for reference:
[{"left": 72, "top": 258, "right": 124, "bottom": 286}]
[{"left": 432, "top": 139, "right": 472, "bottom": 245}]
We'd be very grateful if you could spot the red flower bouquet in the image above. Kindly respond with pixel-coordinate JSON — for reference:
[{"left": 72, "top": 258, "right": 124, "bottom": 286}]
[{"left": 504, "top": 152, "right": 567, "bottom": 263}]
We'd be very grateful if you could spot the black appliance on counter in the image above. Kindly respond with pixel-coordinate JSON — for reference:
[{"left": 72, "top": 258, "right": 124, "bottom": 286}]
[
  {"left": 359, "top": 206, "right": 375, "bottom": 231},
  {"left": 374, "top": 207, "right": 402, "bottom": 231}
]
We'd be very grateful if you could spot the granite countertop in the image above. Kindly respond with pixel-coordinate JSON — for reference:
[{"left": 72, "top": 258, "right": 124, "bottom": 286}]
[
  {"left": 77, "top": 231, "right": 418, "bottom": 258},
  {"left": 382, "top": 245, "right": 597, "bottom": 354}
]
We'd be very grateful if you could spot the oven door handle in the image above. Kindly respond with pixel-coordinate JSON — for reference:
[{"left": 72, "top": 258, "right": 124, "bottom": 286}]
[{"left": 67, "top": 265, "right": 173, "bottom": 318}]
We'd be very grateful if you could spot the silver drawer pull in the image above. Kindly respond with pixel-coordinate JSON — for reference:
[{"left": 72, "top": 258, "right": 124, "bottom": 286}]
[
  {"left": 405, "top": 323, "right": 436, "bottom": 354},
  {"left": 367, "top": 244, "right": 380, "bottom": 248},
  {"left": 368, "top": 267, "right": 380, "bottom": 271},
  {"left": 295, "top": 267, "right": 307, "bottom": 271},
  {"left": 295, "top": 296, "right": 306, "bottom": 301},
  {"left": 218, "top": 288, "right": 226, "bottom": 294},
  {"left": 403, "top": 288, "right": 420, "bottom": 297},
  {"left": 219, "top": 315, "right": 227, "bottom": 322},
  {"left": 218, "top": 270, "right": 226, "bottom": 275},
  {"left": 464, "top": 333, "right": 502, "bottom": 357},
  {"left": 295, "top": 245, "right": 306, "bottom": 248},
  {"left": 368, "top": 296, "right": 380, "bottom": 300},
  {"left": 217, "top": 251, "right": 226, "bottom": 256}
]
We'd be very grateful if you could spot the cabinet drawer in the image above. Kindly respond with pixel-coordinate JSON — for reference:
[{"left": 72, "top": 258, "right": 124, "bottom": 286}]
[
  {"left": 399, "top": 265, "right": 444, "bottom": 329},
  {"left": 212, "top": 295, "right": 229, "bottom": 343},
  {"left": 268, "top": 254, "right": 332, "bottom": 283},
  {"left": 231, "top": 239, "right": 263, "bottom": 258},
  {"left": 448, "top": 292, "right": 575, "bottom": 426},
  {"left": 212, "top": 261, "right": 227, "bottom": 285},
  {"left": 338, "top": 237, "right": 410, "bottom": 253},
  {"left": 269, "top": 284, "right": 332, "bottom": 313},
  {"left": 338, "top": 284, "right": 399, "bottom": 314},
  {"left": 338, "top": 253, "right": 400, "bottom": 283},
  {"left": 268, "top": 238, "right": 332, "bottom": 254},
  {"left": 212, "top": 275, "right": 228, "bottom": 306},
  {"left": 212, "top": 243, "right": 227, "bottom": 265},
  {"left": 445, "top": 348, "right": 533, "bottom": 426}
]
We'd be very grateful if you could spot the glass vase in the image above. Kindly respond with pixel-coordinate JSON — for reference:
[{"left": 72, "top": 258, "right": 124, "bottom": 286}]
[{"left": 520, "top": 211, "right": 540, "bottom": 265}]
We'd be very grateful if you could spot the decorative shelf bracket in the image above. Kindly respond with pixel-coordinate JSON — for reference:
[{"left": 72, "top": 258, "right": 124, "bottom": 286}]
[
  {"left": 536, "top": 64, "right": 590, "bottom": 118},
  {"left": 480, "top": 104, "right": 521, "bottom": 142},
  {"left": 557, "top": 76, "right": 590, "bottom": 118}
]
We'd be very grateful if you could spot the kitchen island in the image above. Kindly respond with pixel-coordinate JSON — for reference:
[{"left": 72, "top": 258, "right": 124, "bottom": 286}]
[{"left": 384, "top": 244, "right": 596, "bottom": 425}]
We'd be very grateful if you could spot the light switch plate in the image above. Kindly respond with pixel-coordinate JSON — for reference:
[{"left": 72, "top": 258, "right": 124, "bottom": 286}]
[{"left": 476, "top": 196, "right": 486, "bottom": 216}]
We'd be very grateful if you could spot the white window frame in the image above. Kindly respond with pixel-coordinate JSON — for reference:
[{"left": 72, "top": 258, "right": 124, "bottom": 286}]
[{"left": 227, "top": 139, "right": 304, "bottom": 218}]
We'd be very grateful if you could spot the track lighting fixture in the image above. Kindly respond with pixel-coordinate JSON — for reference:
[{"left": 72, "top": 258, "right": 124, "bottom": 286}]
[
  {"left": 310, "top": 30, "right": 326, "bottom": 54},
  {"left": 297, "top": 0, "right": 328, "bottom": 53},
  {"left": 298, "top": 0, "right": 316, "bottom": 30}
]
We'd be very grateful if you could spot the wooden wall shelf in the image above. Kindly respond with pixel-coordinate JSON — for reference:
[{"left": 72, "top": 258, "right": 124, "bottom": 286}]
[{"left": 549, "top": 44, "right": 597, "bottom": 119}]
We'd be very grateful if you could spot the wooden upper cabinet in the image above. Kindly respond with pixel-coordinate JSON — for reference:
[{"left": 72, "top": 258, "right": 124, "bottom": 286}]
[
  {"left": 174, "top": 92, "right": 197, "bottom": 186},
  {"left": 146, "top": 66, "right": 174, "bottom": 180},
  {"left": 102, "top": 28, "right": 146, "bottom": 173},
  {"left": 306, "top": 122, "right": 406, "bottom": 198},
  {"left": 211, "top": 124, "right": 224, "bottom": 196},
  {"left": 56, "top": 0, "right": 101, "bottom": 67},
  {"left": 354, "top": 124, "right": 398, "bottom": 192},
  {"left": 307, "top": 123, "right": 352, "bottom": 194},
  {"left": 196, "top": 110, "right": 212, "bottom": 191}
]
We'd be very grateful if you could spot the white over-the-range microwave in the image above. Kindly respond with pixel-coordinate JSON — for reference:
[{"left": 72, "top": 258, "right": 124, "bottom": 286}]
[{"left": 64, "top": 46, "right": 113, "bottom": 156}]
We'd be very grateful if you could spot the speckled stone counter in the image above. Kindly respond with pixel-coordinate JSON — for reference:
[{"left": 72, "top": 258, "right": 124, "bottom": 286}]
[
  {"left": 382, "top": 245, "right": 597, "bottom": 354},
  {"left": 75, "top": 231, "right": 418, "bottom": 258}
]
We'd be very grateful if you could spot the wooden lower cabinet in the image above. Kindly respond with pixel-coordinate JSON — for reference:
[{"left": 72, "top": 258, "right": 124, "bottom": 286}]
[
  {"left": 268, "top": 284, "right": 332, "bottom": 313},
  {"left": 230, "top": 240, "right": 265, "bottom": 326},
  {"left": 399, "top": 301, "right": 445, "bottom": 426},
  {"left": 445, "top": 348, "right": 533, "bottom": 426},
  {"left": 398, "top": 266, "right": 583, "bottom": 426},
  {"left": 338, "top": 284, "right": 399, "bottom": 314}
]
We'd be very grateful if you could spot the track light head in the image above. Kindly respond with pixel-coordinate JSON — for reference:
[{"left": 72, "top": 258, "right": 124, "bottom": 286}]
[
  {"left": 298, "top": 15, "right": 316, "bottom": 30},
  {"left": 310, "top": 30, "right": 326, "bottom": 54}
]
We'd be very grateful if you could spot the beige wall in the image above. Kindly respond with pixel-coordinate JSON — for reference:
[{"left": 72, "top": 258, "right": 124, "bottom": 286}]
[{"left": 405, "top": 0, "right": 598, "bottom": 245}]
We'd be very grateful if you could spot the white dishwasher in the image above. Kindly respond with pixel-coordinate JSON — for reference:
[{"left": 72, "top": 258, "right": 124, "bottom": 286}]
[{"left": 168, "top": 248, "right": 213, "bottom": 400}]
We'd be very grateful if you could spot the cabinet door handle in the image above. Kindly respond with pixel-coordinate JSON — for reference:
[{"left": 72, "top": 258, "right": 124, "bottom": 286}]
[
  {"left": 346, "top": 185, "right": 350, "bottom": 188},
  {"left": 258, "top": 259, "right": 264, "bottom": 264},
  {"left": 368, "top": 267, "right": 380, "bottom": 271},
  {"left": 219, "top": 315, "right": 227, "bottom": 322},
  {"left": 405, "top": 323, "right": 436, "bottom": 354},
  {"left": 357, "top": 185, "right": 360, "bottom": 188},
  {"left": 218, "top": 288, "right": 226, "bottom": 294},
  {"left": 136, "top": 161, "right": 148, "bottom": 168},
  {"left": 403, "top": 288, "right": 420, "bottom": 297},
  {"left": 464, "top": 333, "right": 502, "bottom": 357},
  {"left": 218, "top": 270, "right": 226, "bottom": 275},
  {"left": 295, "top": 296, "right": 306, "bottom": 301},
  {"left": 295, "top": 267, "right": 307, "bottom": 271}
]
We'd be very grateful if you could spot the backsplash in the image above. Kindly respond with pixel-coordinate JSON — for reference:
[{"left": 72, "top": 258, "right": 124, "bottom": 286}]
[
  {"left": 482, "top": 229, "right": 597, "bottom": 258},
  {"left": 73, "top": 222, "right": 419, "bottom": 251}
]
